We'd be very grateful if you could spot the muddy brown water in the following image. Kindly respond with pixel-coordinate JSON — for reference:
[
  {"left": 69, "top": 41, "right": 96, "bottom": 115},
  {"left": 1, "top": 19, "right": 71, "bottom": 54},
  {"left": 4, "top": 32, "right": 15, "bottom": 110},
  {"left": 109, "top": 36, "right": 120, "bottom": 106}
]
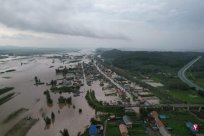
[{"left": 0, "top": 50, "right": 98, "bottom": 136}]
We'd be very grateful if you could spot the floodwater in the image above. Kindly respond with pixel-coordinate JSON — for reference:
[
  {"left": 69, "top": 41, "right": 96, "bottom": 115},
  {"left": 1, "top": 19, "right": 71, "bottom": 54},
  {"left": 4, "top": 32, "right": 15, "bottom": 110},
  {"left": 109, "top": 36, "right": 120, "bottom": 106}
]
[
  {"left": 91, "top": 81, "right": 121, "bottom": 104},
  {"left": 0, "top": 50, "right": 96, "bottom": 136}
]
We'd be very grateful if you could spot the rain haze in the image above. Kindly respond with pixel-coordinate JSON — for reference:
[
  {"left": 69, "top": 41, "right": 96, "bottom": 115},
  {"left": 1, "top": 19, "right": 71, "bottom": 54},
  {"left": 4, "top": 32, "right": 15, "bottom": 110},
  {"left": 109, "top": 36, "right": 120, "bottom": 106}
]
[{"left": 0, "top": 0, "right": 204, "bottom": 50}]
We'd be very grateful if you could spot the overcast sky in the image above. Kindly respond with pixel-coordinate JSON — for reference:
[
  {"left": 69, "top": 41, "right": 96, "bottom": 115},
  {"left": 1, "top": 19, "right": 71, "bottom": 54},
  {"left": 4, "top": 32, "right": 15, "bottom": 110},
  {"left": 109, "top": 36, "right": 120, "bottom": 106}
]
[{"left": 0, "top": 0, "right": 204, "bottom": 50}]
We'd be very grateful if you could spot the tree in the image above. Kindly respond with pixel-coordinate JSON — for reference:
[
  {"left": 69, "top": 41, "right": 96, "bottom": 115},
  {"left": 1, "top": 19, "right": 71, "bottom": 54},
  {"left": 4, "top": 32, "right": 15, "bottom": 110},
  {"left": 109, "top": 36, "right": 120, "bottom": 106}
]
[
  {"left": 79, "top": 108, "right": 82, "bottom": 113},
  {"left": 44, "top": 116, "right": 51, "bottom": 125},
  {"left": 51, "top": 112, "right": 55, "bottom": 121},
  {"left": 62, "top": 67, "right": 68, "bottom": 77},
  {"left": 34, "top": 76, "right": 38, "bottom": 83},
  {"left": 51, "top": 80, "right": 57, "bottom": 86},
  {"left": 60, "top": 129, "right": 70, "bottom": 136}
]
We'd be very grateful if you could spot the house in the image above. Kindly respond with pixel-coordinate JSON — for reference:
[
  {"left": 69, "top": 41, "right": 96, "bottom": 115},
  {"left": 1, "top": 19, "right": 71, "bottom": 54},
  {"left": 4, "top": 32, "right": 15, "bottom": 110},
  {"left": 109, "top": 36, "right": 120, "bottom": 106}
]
[
  {"left": 123, "top": 115, "right": 133, "bottom": 128},
  {"left": 89, "top": 124, "right": 97, "bottom": 136},
  {"left": 63, "top": 79, "right": 72, "bottom": 86},
  {"left": 119, "top": 124, "right": 128, "bottom": 136},
  {"left": 159, "top": 114, "right": 168, "bottom": 120}
]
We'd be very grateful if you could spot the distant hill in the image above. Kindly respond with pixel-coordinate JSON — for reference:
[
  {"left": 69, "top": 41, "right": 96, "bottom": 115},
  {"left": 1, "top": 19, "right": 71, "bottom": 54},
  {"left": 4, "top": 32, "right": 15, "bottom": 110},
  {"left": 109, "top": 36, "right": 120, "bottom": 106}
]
[
  {"left": 0, "top": 46, "right": 78, "bottom": 56},
  {"left": 100, "top": 49, "right": 204, "bottom": 74}
]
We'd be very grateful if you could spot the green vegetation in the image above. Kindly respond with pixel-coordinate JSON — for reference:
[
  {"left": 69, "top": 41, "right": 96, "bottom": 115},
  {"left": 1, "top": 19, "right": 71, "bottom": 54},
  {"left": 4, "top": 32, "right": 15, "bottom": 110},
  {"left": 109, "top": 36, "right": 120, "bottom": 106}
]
[
  {"left": 79, "top": 108, "right": 82, "bottom": 113},
  {"left": 191, "top": 111, "right": 204, "bottom": 120},
  {"left": 51, "top": 85, "right": 80, "bottom": 93},
  {"left": 60, "top": 129, "right": 70, "bottom": 136},
  {"left": 105, "top": 122, "right": 121, "bottom": 136},
  {"left": 187, "top": 57, "right": 204, "bottom": 88},
  {"left": 161, "top": 111, "right": 204, "bottom": 136},
  {"left": 166, "top": 89, "right": 204, "bottom": 104},
  {"left": 5, "top": 118, "right": 38, "bottom": 136},
  {"left": 0, "top": 87, "right": 14, "bottom": 96},
  {"left": 5, "top": 69, "right": 16, "bottom": 72},
  {"left": 101, "top": 49, "right": 198, "bottom": 75},
  {"left": 99, "top": 49, "right": 204, "bottom": 104},
  {"left": 50, "top": 80, "right": 57, "bottom": 86},
  {"left": 34, "top": 76, "right": 44, "bottom": 85},
  {"left": 44, "top": 116, "right": 51, "bottom": 125},
  {"left": 85, "top": 90, "right": 124, "bottom": 114},
  {"left": 0, "top": 92, "right": 15, "bottom": 105},
  {"left": 43, "top": 90, "right": 53, "bottom": 105},
  {"left": 51, "top": 112, "right": 55, "bottom": 121},
  {"left": 125, "top": 112, "right": 147, "bottom": 136},
  {"left": 129, "top": 124, "right": 147, "bottom": 136},
  {"left": 58, "top": 96, "right": 72, "bottom": 105},
  {"left": 2, "top": 108, "right": 28, "bottom": 124},
  {"left": 105, "top": 112, "right": 147, "bottom": 136}
]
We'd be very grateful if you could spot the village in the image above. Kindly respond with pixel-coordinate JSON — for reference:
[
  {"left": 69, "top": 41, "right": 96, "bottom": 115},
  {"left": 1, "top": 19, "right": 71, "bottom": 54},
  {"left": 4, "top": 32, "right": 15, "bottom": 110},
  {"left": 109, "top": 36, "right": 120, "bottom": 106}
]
[
  {"left": 1, "top": 51, "right": 204, "bottom": 136},
  {"left": 81, "top": 55, "right": 204, "bottom": 136}
]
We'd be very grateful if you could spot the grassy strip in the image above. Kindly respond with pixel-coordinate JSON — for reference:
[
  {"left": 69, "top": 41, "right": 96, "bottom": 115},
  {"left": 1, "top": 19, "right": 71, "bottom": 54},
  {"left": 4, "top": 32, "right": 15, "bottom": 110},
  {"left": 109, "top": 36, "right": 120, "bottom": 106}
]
[
  {"left": 43, "top": 90, "right": 53, "bottom": 105},
  {"left": 2, "top": 108, "right": 29, "bottom": 124},
  {"left": 106, "top": 122, "right": 121, "bottom": 136},
  {"left": 85, "top": 90, "right": 124, "bottom": 114},
  {"left": 0, "top": 87, "right": 14, "bottom": 96},
  {"left": 5, "top": 118, "right": 38, "bottom": 136},
  {"left": 5, "top": 69, "right": 16, "bottom": 72},
  {"left": 187, "top": 70, "right": 204, "bottom": 88},
  {"left": 129, "top": 125, "right": 148, "bottom": 136},
  {"left": 51, "top": 85, "right": 80, "bottom": 93},
  {"left": 162, "top": 111, "right": 204, "bottom": 136},
  {"left": 166, "top": 89, "right": 204, "bottom": 104},
  {"left": 191, "top": 111, "right": 204, "bottom": 120},
  {"left": 0, "top": 92, "right": 15, "bottom": 105}
]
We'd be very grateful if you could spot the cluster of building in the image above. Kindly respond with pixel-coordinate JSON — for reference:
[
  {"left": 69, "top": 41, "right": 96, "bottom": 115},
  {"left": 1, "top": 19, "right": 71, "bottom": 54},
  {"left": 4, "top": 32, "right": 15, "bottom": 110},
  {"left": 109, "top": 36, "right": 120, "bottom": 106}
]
[
  {"left": 97, "top": 62, "right": 160, "bottom": 106},
  {"left": 88, "top": 124, "right": 103, "bottom": 136},
  {"left": 61, "top": 63, "right": 84, "bottom": 87},
  {"left": 146, "top": 111, "right": 171, "bottom": 136},
  {"left": 83, "top": 61, "right": 102, "bottom": 86},
  {"left": 107, "top": 115, "right": 133, "bottom": 136}
]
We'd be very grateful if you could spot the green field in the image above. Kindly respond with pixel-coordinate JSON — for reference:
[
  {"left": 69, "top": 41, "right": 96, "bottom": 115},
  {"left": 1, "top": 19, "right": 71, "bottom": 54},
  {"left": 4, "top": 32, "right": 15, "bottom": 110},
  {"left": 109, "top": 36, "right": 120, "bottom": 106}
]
[
  {"left": 187, "top": 71, "right": 204, "bottom": 88},
  {"left": 161, "top": 111, "right": 204, "bottom": 136},
  {"left": 129, "top": 123, "right": 147, "bottom": 136},
  {"left": 186, "top": 57, "right": 204, "bottom": 89},
  {"left": 165, "top": 89, "right": 204, "bottom": 104},
  {"left": 98, "top": 49, "right": 204, "bottom": 104},
  {"left": 105, "top": 122, "right": 121, "bottom": 136}
]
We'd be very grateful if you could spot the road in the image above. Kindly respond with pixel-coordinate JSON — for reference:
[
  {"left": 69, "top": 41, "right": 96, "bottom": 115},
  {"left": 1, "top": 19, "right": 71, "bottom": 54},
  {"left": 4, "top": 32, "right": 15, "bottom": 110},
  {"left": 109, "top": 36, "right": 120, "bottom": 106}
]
[
  {"left": 178, "top": 56, "right": 204, "bottom": 91},
  {"left": 94, "top": 63, "right": 134, "bottom": 104},
  {"left": 103, "top": 120, "right": 107, "bottom": 136}
]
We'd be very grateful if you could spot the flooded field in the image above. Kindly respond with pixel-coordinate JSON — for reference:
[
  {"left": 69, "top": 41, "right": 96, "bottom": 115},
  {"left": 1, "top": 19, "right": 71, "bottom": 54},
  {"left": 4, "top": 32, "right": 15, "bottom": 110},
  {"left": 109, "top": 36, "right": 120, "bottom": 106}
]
[{"left": 0, "top": 50, "right": 97, "bottom": 136}]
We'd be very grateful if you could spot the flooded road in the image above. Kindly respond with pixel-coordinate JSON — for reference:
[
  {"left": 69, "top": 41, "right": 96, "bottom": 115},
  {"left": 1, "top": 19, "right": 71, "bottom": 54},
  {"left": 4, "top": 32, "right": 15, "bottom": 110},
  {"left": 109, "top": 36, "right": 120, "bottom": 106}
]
[{"left": 0, "top": 50, "right": 96, "bottom": 136}]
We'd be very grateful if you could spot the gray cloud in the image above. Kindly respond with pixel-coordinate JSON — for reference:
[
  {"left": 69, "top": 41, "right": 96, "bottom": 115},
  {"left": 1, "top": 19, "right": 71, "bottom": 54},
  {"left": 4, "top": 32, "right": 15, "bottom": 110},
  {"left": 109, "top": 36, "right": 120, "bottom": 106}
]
[
  {"left": 0, "top": 0, "right": 127, "bottom": 39},
  {"left": 0, "top": 0, "right": 204, "bottom": 50}
]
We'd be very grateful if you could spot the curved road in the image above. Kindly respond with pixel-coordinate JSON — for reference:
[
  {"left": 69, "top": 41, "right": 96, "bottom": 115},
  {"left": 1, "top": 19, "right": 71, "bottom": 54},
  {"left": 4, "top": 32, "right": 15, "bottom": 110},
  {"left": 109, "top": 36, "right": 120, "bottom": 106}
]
[{"left": 178, "top": 56, "right": 204, "bottom": 91}]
